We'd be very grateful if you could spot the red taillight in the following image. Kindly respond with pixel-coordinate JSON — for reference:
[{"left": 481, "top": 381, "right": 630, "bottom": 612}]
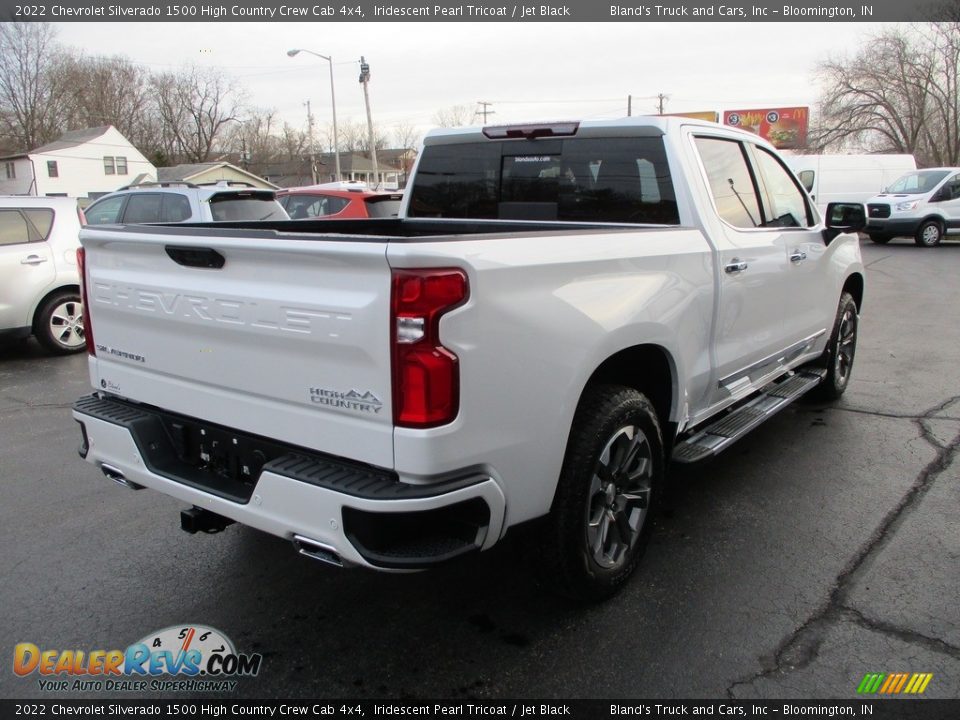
[
  {"left": 76, "top": 248, "right": 95, "bottom": 356},
  {"left": 391, "top": 269, "right": 468, "bottom": 428}
]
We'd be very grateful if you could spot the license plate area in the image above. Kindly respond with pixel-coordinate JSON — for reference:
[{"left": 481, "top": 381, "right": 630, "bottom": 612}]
[{"left": 126, "top": 413, "right": 291, "bottom": 503}]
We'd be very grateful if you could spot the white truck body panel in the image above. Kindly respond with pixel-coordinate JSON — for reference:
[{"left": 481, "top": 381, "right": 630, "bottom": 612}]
[{"left": 73, "top": 116, "right": 865, "bottom": 575}]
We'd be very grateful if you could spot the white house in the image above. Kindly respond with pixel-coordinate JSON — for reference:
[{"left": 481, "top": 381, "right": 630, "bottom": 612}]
[{"left": 0, "top": 125, "right": 156, "bottom": 199}]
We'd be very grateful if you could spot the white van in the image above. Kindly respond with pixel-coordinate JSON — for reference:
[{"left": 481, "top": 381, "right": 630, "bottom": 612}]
[
  {"left": 786, "top": 154, "right": 917, "bottom": 217},
  {"left": 863, "top": 168, "right": 960, "bottom": 246}
]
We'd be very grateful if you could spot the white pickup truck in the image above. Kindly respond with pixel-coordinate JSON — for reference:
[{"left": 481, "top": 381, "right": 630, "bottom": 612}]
[{"left": 73, "top": 117, "right": 867, "bottom": 600}]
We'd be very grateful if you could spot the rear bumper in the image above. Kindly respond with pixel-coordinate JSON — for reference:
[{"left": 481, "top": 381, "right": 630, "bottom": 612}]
[{"left": 73, "top": 394, "right": 506, "bottom": 570}]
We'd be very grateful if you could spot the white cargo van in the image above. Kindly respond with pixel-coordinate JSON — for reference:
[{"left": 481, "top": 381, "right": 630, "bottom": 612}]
[
  {"left": 863, "top": 168, "right": 960, "bottom": 246},
  {"left": 786, "top": 154, "right": 916, "bottom": 216}
]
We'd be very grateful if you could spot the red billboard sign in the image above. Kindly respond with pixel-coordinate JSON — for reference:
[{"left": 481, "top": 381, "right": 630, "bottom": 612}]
[{"left": 722, "top": 107, "right": 809, "bottom": 149}]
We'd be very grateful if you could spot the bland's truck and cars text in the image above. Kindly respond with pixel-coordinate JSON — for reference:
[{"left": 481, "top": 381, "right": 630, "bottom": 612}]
[{"left": 71, "top": 116, "right": 866, "bottom": 600}]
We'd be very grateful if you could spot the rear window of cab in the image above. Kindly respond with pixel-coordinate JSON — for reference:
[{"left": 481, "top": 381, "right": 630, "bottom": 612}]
[{"left": 408, "top": 137, "right": 678, "bottom": 224}]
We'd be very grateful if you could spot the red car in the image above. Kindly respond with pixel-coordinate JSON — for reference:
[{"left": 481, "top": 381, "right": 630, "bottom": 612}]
[{"left": 277, "top": 184, "right": 403, "bottom": 220}]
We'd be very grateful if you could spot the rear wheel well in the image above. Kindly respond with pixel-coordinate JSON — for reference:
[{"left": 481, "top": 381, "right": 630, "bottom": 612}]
[{"left": 582, "top": 345, "right": 675, "bottom": 436}]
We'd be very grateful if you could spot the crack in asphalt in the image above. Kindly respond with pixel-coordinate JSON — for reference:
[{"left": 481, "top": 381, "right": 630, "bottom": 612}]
[
  {"left": 726, "top": 394, "right": 960, "bottom": 698},
  {"left": 842, "top": 606, "right": 960, "bottom": 660},
  {"left": 864, "top": 254, "right": 893, "bottom": 269}
]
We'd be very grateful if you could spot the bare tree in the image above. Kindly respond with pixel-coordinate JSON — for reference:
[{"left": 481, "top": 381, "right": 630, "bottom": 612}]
[
  {"left": 432, "top": 104, "right": 474, "bottom": 128},
  {"left": 392, "top": 121, "right": 421, "bottom": 151},
  {"left": 280, "top": 122, "right": 309, "bottom": 161},
  {"left": 0, "top": 23, "right": 68, "bottom": 151},
  {"left": 220, "top": 107, "right": 282, "bottom": 166},
  {"left": 336, "top": 119, "right": 367, "bottom": 152},
  {"left": 61, "top": 55, "right": 154, "bottom": 146},
  {"left": 919, "top": 21, "right": 960, "bottom": 166},
  {"left": 810, "top": 23, "right": 959, "bottom": 166},
  {"left": 152, "top": 66, "right": 244, "bottom": 163}
]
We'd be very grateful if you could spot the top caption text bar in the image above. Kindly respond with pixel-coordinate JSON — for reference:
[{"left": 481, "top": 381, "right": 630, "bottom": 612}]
[{"left": 0, "top": 0, "right": 952, "bottom": 22}]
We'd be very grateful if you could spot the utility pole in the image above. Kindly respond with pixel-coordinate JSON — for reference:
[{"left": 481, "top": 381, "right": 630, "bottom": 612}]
[
  {"left": 304, "top": 99, "right": 317, "bottom": 184},
  {"left": 477, "top": 101, "right": 494, "bottom": 123},
  {"left": 657, "top": 93, "right": 669, "bottom": 115},
  {"left": 359, "top": 56, "right": 379, "bottom": 189},
  {"left": 627, "top": 95, "right": 632, "bottom": 117}
]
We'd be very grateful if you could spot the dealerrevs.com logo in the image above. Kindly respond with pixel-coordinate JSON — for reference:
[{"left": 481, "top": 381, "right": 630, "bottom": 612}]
[{"left": 13, "top": 625, "right": 262, "bottom": 693}]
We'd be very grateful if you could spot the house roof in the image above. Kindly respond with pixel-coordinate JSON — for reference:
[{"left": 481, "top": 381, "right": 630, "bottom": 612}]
[
  {"left": 0, "top": 125, "right": 116, "bottom": 160},
  {"left": 157, "top": 162, "right": 222, "bottom": 182},
  {"left": 157, "top": 161, "right": 277, "bottom": 188},
  {"left": 29, "top": 126, "right": 113, "bottom": 154}
]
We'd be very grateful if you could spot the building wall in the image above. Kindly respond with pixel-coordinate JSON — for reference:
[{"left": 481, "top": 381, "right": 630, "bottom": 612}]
[
  {"left": 0, "top": 127, "right": 156, "bottom": 198},
  {"left": 0, "top": 158, "right": 36, "bottom": 194}
]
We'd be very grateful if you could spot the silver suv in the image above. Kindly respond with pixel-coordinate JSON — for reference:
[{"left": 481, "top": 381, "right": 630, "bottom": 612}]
[
  {"left": 0, "top": 196, "right": 86, "bottom": 354},
  {"left": 83, "top": 181, "right": 288, "bottom": 225}
]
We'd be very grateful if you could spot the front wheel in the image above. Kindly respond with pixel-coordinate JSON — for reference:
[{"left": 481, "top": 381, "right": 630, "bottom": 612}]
[
  {"left": 34, "top": 291, "right": 85, "bottom": 354},
  {"left": 810, "top": 292, "right": 858, "bottom": 401},
  {"left": 915, "top": 220, "right": 943, "bottom": 247},
  {"left": 542, "top": 385, "right": 664, "bottom": 601},
  {"left": 868, "top": 233, "right": 891, "bottom": 244}
]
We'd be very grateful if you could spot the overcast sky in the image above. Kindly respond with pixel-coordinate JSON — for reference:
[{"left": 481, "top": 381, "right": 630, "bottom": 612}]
[{"left": 53, "top": 21, "right": 892, "bottom": 142}]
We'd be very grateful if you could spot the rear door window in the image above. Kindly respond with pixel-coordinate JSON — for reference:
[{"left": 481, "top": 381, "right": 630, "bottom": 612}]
[
  {"left": 408, "top": 136, "right": 678, "bottom": 224},
  {"left": 84, "top": 195, "right": 126, "bottom": 225},
  {"left": 694, "top": 137, "right": 762, "bottom": 229},
  {"left": 160, "top": 194, "right": 193, "bottom": 222},
  {"left": 0, "top": 209, "right": 34, "bottom": 245},
  {"left": 283, "top": 194, "right": 349, "bottom": 218},
  {"left": 122, "top": 193, "right": 163, "bottom": 223},
  {"left": 22, "top": 208, "right": 54, "bottom": 239}
]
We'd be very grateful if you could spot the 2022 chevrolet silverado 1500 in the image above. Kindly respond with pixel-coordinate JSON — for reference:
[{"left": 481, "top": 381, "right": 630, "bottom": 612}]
[{"left": 72, "top": 117, "right": 867, "bottom": 600}]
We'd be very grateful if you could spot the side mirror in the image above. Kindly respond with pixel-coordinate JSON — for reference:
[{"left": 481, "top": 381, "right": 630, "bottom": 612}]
[{"left": 823, "top": 202, "right": 866, "bottom": 244}]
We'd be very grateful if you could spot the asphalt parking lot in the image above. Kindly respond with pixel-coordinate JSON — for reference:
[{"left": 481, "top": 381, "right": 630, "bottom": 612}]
[{"left": 1, "top": 237, "right": 958, "bottom": 702}]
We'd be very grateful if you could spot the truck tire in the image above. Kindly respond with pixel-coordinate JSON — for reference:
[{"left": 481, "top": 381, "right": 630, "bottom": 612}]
[
  {"left": 34, "top": 291, "right": 85, "bottom": 355},
  {"left": 915, "top": 220, "right": 943, "bottom": 247},
  {"left": 543, "top": 385, "right": 663, "bottom": 601},
  {"left": 809, "top": 292, "right": 858, "bottom": 401},
  {"left": 868, "top": 233, "right": 891, "bottom": 244}
]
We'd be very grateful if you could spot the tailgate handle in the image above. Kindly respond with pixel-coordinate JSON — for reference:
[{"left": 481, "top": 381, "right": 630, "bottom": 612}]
[{"left": 165, "top": 246, "right": 225, "bottom": 269}]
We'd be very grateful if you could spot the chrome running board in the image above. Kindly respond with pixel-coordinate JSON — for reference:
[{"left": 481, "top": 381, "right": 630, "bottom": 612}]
[{"left": 672, "top": 370, "right": 825, "bottom": 464}]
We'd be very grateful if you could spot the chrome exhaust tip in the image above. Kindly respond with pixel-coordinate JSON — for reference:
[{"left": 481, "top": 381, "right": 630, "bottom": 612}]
[
  {"left": 100, "top": 463, "right": 144, "bottom": 490},
  {"left": 292, "top": 535, "right": 343, "bottom": 567}
]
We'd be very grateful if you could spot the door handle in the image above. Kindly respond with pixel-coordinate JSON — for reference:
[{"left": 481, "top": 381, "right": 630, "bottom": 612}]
[
  {"left": 790, "top": 250, "right": 807, "bottom": 264},
  {"left": 20, "top": 255, "right": 48, "bottom": 265},
  {"left": 724, "top": 259, "right": 748, "bottom": 274}
]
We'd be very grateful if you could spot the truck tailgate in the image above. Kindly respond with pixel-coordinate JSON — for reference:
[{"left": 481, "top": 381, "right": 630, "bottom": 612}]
[{"left": 81, "top": 227, "right": 394, "bottom": 469}]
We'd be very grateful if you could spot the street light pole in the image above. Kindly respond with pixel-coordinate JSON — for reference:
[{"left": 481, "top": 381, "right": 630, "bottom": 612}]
[{"left": 287, "top": 48, "right": 341, "bottom": 182}]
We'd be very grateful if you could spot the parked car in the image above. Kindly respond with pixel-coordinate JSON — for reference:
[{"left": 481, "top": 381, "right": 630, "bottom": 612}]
[
  {"left": 277, "top": 183, "right": 403, "bottom": 220},
  {"left": 0, "top": 196, "right": 85, "bottom": 354},
  {"left": 864, "top": 168, "right": 960, "bottom": 246},
  {"left": 83, "top": 181, "right": 288, "bottom": 225}
]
